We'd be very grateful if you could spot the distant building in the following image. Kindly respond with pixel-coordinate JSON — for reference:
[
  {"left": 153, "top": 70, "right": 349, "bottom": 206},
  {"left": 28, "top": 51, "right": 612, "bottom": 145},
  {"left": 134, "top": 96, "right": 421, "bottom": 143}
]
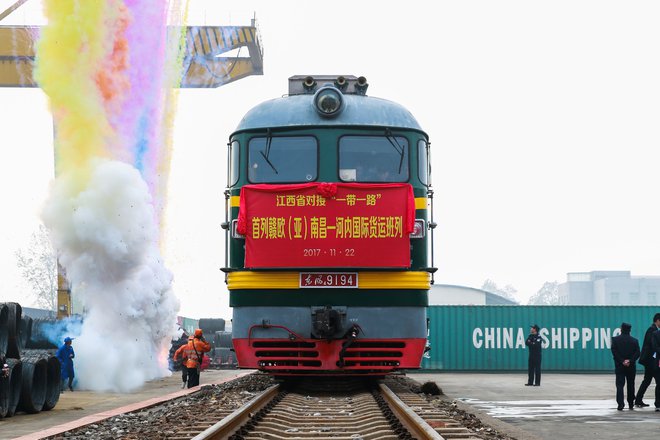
[
  {"left": 558, "top": 271, "right": 660, "bottom": 305},
  {"left": 429, "top": 284, "right": 518, "bottom": 305}
]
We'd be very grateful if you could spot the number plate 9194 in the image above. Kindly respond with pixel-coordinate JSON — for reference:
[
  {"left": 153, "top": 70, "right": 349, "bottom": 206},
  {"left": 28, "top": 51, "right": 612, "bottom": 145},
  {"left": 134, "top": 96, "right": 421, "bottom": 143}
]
[{"left": 299, "top": 272, "right": 358, "bottom": 288}]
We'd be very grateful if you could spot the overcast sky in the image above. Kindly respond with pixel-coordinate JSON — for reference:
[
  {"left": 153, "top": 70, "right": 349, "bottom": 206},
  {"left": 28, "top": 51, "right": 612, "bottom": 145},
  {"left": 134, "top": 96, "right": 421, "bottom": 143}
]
[{"left": 1, "top": 0, "right": 660, "bottom": 318}]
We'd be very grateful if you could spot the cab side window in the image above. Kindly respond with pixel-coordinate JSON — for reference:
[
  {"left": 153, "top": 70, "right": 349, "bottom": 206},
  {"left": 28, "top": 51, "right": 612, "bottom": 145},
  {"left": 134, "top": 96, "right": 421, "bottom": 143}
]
[
  {"left": 229, "top": 140, "right": 239, "bottom": 187},
  {"left": 418, "top": 139, "right": 430, "bottom": 186}
]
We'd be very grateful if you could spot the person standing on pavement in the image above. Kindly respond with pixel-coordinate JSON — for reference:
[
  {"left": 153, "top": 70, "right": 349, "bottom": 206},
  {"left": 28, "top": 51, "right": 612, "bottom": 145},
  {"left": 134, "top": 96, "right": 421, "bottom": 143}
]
[
  {"left": 173, "top": 334, "right": 192, "bottom": 388},
  {"left": 182, "top": 329, "right": 211, "bottom": 388},
  {"left": 652, "top": 324, "right": 660, "bottom": 412},
  {"left": 56, "top": 337, "right": 75, "bottom": 392},
  {"left": 610, "top": 322, "right": 640, "bottom": 410},
  {"left": 525, "top": 324, "right": 542, "bottom": 386},
  {"left": 634, "top": 313, "right": 660, "bottom": 407}
]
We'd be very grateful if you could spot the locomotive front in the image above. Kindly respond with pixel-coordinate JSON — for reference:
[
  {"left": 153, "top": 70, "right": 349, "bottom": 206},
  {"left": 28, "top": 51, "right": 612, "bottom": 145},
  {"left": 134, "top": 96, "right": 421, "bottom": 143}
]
[{"left": 223, "top": 75, "right": 435, "bottom": 375}]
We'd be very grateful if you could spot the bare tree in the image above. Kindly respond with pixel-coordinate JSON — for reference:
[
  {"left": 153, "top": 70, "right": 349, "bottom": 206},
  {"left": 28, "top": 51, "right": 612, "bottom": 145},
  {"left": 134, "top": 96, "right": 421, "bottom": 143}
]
[
  {"left": 481, "top": 279, "right": 518, "bottom": 302},
  {"left": 15, "top": 224, "right": 57, "bottom": 311},
  {"left": 528, "top": 281, "right": 563, "bottom": 305}
]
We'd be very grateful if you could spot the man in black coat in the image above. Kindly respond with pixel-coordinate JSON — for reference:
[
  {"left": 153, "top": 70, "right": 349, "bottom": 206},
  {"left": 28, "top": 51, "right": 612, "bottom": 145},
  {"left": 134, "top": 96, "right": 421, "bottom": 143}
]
[
  {"left": 652, "top": 326, "right": 660, "bottom": 412},
  {"left": 525, "top": 324, "right": 542, "bottom": 386},
  {"left": 634, "top": 313, "right": 660, "bottom": 407},
  {"left": 611, "top": 322, "right": 640, "bottom": 410}
]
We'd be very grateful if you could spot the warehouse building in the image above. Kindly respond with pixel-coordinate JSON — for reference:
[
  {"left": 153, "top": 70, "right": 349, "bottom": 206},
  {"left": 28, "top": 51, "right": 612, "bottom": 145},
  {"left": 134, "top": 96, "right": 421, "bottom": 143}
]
[
  {"left": 429, "top": 284, "right": 518, "bottom": 305},
  {"left": 558, "top": 270, "right": 660, "bottom": 305}
]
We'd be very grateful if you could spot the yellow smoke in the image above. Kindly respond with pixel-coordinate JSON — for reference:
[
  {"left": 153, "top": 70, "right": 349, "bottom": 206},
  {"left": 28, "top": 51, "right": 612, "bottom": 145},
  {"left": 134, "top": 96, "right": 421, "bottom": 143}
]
[{"left": 35, "top": 0, "right": 123, "bottom": 189}]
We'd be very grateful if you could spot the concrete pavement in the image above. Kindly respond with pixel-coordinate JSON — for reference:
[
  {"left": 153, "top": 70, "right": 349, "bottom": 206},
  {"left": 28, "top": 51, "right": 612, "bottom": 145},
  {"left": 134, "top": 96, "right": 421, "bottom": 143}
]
[{"left": 409, "top": 372, "right": 659, "bottom": 440}]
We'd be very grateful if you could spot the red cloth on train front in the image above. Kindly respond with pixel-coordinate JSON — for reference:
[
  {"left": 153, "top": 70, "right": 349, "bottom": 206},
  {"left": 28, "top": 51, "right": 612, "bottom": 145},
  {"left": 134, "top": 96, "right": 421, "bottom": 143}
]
[{"left": 236, "top": 183, "right": 416, "bottom": 268}]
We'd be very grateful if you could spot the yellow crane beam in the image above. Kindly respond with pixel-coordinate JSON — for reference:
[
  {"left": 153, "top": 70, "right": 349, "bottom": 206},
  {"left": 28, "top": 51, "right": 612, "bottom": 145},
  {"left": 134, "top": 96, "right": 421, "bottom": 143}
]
[
  {"left": 0, "top": 0, "right": 30, "bottom": 22},
  {"left": 0, "top": 23, "right": 263, "bottom": 88},
  {"left": 181, "top": 24, "right": 264, "bottom": 88}
]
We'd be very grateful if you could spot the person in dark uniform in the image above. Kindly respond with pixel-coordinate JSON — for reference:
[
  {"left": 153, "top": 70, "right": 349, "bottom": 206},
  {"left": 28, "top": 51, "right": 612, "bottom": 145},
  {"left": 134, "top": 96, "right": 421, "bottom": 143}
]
[
  {"left": 634, "top": 313, "right": 660, "bottom": 407},
  {"left": 652, "top": 326, "right": 660, "bottom": 412},
  {"left": 611, "top": 322, "right": 640, "bottom": 410},
  {"left": 525, "top": 324, "right": 542, "bottom": 386}
]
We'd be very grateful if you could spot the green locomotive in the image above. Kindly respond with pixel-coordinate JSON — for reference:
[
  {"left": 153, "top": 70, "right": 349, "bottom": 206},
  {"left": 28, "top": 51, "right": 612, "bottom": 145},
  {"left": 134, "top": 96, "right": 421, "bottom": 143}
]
[{"left": 223, "top": 75, "right": 435, "bottom": 374}]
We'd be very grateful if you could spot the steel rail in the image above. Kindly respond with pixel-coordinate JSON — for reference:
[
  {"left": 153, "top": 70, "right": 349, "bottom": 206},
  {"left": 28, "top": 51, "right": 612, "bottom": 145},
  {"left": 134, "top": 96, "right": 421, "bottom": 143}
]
[
  {"left": 191, "top": 384, "right": 280, "bottom": 440},
  {"left": 379, "top": 382, "right": 445, "bottom": 440}
]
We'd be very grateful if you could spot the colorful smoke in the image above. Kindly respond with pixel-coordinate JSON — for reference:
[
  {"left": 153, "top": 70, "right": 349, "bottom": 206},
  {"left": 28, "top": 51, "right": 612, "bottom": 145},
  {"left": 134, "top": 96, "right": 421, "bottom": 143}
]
[{"left": 35, "top": 0, "right": 189, "bottom": 392}]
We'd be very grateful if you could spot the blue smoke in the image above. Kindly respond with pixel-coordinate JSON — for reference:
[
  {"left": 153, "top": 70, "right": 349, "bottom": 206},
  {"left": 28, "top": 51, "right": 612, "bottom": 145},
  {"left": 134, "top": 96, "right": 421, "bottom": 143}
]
[{"left": 40, "top": 316, "right": 83, "bottom": 347}]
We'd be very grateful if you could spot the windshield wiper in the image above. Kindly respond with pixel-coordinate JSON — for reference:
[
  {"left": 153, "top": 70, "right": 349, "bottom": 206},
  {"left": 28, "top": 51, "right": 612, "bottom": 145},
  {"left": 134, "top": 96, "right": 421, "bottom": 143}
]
[
  {"left": 385, "top": 129, "right": 405, "bottom": 174},
  {"left": 260, "top": 129, "right": 278, "bottom": 174}
]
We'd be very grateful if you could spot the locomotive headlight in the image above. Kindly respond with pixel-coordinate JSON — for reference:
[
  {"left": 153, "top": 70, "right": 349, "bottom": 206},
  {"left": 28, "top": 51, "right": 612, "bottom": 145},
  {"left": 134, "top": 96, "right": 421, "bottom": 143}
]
[
  {"left": 231, "top": 219, "right": 245, "bottom": 239},
  {"left": 313, "top": 86, "right": 343, "bottom": 117},
  {"left": 410, "top": 219, "right": 426, "bottom": 239}
]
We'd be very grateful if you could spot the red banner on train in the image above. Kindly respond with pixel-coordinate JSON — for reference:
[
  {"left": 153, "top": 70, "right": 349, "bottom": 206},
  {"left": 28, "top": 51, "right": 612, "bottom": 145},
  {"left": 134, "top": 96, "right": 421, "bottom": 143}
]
[{"left": 237, "top": 183, "right": 416, "bottom": 268}]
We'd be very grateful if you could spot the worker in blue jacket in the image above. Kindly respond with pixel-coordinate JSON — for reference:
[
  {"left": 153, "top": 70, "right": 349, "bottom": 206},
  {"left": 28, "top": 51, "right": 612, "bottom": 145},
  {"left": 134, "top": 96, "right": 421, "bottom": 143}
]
[{"left": 56, "top": 337, "right": 75, "bottom": 392}]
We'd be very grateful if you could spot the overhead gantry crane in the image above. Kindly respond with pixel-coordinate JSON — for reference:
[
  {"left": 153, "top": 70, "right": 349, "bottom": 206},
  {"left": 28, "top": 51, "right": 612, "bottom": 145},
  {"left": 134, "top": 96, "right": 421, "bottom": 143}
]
[
  {"left": 0, "top": 24, "right": 264, "bottom": 87},
  {"left": 0, "top": 0, "right": 264, "bottom": 318},
  {"left": 0, "top": 2, "right": 263, "bottom": 87}
]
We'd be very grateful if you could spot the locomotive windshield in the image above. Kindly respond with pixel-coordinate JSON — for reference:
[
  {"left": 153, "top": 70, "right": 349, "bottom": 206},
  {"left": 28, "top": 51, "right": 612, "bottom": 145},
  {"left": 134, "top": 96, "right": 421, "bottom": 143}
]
[
  {"left": 248, "top": 136, "right": 318, "bottom": 183},
  {"left": 338, "top": 135, "right": 409, "bottom": 182}
]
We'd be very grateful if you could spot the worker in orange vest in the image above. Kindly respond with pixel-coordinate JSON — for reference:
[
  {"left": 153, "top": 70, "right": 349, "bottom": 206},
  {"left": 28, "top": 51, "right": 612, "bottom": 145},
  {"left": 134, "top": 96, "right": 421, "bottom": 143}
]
[
  {"left": 173, "top": 335, "right": 191, "bottom": 389},
  {"left": 181, "top": 329, "right": 211, "bottom": 388}
]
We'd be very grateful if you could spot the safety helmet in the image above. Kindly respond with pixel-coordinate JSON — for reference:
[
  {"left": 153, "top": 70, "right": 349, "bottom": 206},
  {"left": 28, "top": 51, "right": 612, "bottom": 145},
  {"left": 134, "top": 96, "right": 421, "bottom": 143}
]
[{"left": 194, "top": 329, "right": 203, "bottom": 337}]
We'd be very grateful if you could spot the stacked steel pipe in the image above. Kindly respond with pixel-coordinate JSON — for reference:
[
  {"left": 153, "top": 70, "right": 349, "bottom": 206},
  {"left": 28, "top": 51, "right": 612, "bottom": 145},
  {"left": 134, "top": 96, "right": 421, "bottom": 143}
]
[
  {"left": 20, "top": 349, "right": 60, "bottom": 412},
  {"left": 0, "top": 356, "right": 7, "bottom": 418},
  {"left": 5, "top": 359, "right": 22, "bottom": 417},
  {"left": 17, "top": 356, "right": 47, "bottom": 414},
  {"left": 0, "top": 304, "right": 8, "bottom": 358},
  {"left": 0, "top": 303, "right": 61, "bottom": 417},
  {"left": 27, "top": 318, "right": 58, "bottom": 349},
  {"left": 0, "top": 302, "right": 23, "bottom": 419},
  {"left": 42, "top": 354, "right": 61, "bottom": 411},
  {"left": 5, "top": 302, "right": 22, "bottom": 358},
  {"left": 18, "top": 315, "right": 32, "bottom": 350}
]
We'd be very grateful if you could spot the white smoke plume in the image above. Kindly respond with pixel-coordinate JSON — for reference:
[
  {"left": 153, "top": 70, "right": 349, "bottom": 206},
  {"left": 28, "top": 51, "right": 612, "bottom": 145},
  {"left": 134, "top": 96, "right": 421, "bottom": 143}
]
[{"left": 42, "top": 159, "right": 179, "bottom": 392}]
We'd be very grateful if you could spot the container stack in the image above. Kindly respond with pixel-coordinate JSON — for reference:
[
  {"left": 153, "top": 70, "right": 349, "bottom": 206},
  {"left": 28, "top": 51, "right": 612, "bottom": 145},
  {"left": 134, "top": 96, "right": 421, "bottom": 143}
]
[
  {"left": 199, "top": 318, "right": 231, "bottom": 368},
  {"left": 198, "top": 318, "right": 226, "bottom": 335},
  {"left": 212, "top": 330, "right": 236, "bottom": 368},
  {"left": 199, "top": 318, "right": 234, "bottom": 368},
  {"left": 168, "top": 318, "right": 237, "bottom": 370}
]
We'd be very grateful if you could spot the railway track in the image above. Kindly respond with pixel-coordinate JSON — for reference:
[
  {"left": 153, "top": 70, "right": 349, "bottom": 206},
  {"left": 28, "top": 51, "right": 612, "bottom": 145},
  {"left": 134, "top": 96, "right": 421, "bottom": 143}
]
[
  {"left": 45, "top": 374, "right": 495, "bottom": 439},
  {"left": 193, "top": 378, "right": 481, "bottom": 440}
]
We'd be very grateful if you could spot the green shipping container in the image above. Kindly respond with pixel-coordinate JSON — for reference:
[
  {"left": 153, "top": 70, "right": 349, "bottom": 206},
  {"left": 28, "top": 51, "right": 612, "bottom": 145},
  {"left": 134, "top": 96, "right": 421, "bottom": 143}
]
[
  {"left": 177, "top": 317, "right": 199, "bottom": 336},
  {"left": 423, "top": 305, "right": 658, "bottom": 372}
]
